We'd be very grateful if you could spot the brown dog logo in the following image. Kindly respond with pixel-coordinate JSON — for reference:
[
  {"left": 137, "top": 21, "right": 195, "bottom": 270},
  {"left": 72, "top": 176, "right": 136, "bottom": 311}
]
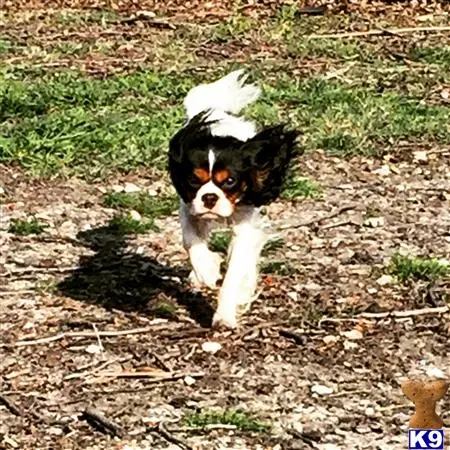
[{"left": 402, "top": 379, "right": 449, "bottom": 429}]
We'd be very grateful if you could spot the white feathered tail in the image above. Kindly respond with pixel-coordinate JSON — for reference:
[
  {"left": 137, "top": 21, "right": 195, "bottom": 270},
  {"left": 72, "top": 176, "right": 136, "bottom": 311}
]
[{"left": 183, "top": 70, "right": 261, "bottom": 141}]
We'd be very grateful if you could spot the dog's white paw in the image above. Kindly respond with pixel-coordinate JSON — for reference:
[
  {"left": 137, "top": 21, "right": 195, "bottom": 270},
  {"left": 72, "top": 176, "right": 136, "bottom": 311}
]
[
  {"left": 212, "top": 310, "right": 238, "bottom": 329},
  {"left": 189, "top": 252, "right": 222, "bottom": 289}
]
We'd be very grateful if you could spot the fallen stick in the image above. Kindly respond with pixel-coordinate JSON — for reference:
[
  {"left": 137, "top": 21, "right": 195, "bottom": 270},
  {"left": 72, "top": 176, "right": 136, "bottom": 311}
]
[
  {"left": 279, "top": 203, "right": 358, "bottom": 231},
  {"left": 0, "top": 394, "right": 23, "bottom": 416},
  {"left": 2, "top": 326, "right": 160, "bottom": 348},
  {"left": 82, "top": 407, "right": 123, "bottom": 437},
  {"left": 309, "top": 26, "right": 450, "bottom": 39},
  {"left": 93, "top": 371, "right": 205, "bottom": 380},
  {"left": 358, "top": 305, "right": 449, "bottom": 319},
  {"left": 279, "top": 328, "right": 307, "bottom": 345},
  {"left": 1, "top": 266, "right": 77, "bottom": 277},
  {"left": 150, "top": 421, "right": 193, "bottom": 450}
]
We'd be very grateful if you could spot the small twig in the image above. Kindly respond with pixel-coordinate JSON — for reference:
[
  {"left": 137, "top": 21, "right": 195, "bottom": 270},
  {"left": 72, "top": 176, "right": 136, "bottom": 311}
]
[
  {"left": 93, "top": 371, "right": 205, "bottom": 380},
  {"left": 82, "top": 407, "right": 123, "bottom": 437},
  {"left": 87, "top": 372, "right": 205, "bottom": 393},
  {"left": 92, "top": 323, "right": 105, "bottom": 360},
  {"left": 321, "top": 220, "right": 360, "bottom": 230},
  {"left": 0, "top": 394, "right": 23, "bottom": 416},
  {"left": 279, "top": 203, "right": 358, "bottom": 231},
  {"left": 64, "top": 357, "right": 129, "bottom": 381},
  {"left": 235, "top": 320, "right": 287, "bottom": 339},
  {"left": 358, "top": 305, "right": 448, "bottom": 319},
  {"left": 279, "top": 328, "right": 307, "bottom": 345},
  {"left": 1, "top": 266, "right": 77, "bottom": 277},
  {"left": 0, "top": 290, "right": 36, "bottom": 296},
  {"left": 309, "top": 26, "right": 450, "bottom": 39},
  {"left": 150, "top": 421, "right": 193, "bottom": 450},
  {"left": 2, "top": 326, "right": 162, "bottom": 348}
]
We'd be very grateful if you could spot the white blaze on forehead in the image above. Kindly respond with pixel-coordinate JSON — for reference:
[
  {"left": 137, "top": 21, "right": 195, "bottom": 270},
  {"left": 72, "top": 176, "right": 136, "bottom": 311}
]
[{"left": 208, "top": 149, "right": 216, "bottom": 175}]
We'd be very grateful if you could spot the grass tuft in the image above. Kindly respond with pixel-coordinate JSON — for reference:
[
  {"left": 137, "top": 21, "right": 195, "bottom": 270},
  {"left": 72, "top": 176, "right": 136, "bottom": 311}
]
[
  {"left": 151, "top": 302, "right": 177, "bottom": 319},
  {"left": 260, "top": 261, "right": 295, "bottom": 276},
  {"left": 103, "top": 192, "right": 178, "bottom": 219},
  {"left": 209, "top": 232, "right": 285, "bottom": 256},
  {"left": 107, "top": 215, "right": 157, "bottom": 234},
  {"left": 389, "top": 254, "right": 449, "bottom": 283},
  {"left": 185, "top": 410, "right": 270, "bottom": 433},
  {"left": 9, "top": 218, "right": 48, "bottom": 235},
  {"left": 281, "top": 177, "right": 320, "bottom": 200},
  {"left": 209, "top": 231, "right": 232, "bottom": 254}
]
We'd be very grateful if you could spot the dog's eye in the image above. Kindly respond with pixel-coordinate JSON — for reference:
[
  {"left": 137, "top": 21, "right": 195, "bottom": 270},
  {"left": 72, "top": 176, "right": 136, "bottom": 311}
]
[
  {"left": 188, "top": 175, "right": 201, "bottom": 187},
  {"left": 222, "top": 177, "right": 237, "bottom": 189}
]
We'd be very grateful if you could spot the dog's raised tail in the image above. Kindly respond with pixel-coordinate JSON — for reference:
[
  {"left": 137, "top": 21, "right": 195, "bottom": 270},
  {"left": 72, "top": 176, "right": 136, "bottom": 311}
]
[{"left": 184, "top": 69, "right": 261, "bottom": 120}]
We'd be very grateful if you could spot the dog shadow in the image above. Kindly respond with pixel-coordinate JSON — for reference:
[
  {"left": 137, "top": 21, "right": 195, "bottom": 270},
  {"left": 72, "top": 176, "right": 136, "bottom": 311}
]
[{"left": 57, "top": 222, "right": 215, "bottom": 328}]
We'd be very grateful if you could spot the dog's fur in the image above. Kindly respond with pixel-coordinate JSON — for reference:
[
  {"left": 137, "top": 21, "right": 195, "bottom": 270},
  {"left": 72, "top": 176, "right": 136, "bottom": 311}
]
[{"left": 168, "top": 70, "right": 298, "bottom": 328}]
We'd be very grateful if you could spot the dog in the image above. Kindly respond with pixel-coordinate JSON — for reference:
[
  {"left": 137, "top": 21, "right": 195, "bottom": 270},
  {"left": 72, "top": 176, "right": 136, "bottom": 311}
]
[{"left": 168, "top": 70, "right": 298, "bottom": 328}]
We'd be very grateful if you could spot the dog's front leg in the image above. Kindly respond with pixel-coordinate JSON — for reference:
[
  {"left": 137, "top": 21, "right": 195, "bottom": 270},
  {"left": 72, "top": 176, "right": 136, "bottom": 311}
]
[
  {"left": 180, "top": 203, "right": 222, "bottom": 289},
  {"left": 213, "top": 208, "right": 265, "bottom": 329}
]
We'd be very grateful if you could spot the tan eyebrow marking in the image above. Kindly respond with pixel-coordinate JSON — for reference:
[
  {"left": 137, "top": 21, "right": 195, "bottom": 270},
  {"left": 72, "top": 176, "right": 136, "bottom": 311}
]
[
  {"left": 213, "top": 168, "right": 231, "bottom": 185},
  {"left": 193, "top": 168, "right": 210, "bottom": 184}
]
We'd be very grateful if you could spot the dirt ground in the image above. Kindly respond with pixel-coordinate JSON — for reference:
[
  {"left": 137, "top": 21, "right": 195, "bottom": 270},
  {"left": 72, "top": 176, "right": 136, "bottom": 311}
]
[{"left": 1, "top": 146, "right": 450, "bottom": 449}]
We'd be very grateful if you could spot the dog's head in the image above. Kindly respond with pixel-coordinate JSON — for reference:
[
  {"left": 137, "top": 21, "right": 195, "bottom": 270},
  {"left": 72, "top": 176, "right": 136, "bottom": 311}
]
[{"left": 169, "top": 113, "right": 299, "bottom": 219}]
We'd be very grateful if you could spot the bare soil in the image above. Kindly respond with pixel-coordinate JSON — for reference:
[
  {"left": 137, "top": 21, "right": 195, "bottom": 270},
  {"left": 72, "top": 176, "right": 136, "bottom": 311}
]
[{"left": 1, "top": 147, "right": 450, "bottom": 450}]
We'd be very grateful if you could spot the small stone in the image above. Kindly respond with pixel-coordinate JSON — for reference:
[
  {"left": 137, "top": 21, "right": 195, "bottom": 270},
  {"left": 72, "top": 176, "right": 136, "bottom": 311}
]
[
  {"left": 85, "top": 344, "right": 102, "bottom": 354},
  {"left": 341, "top": 329, "right": 363, "bottom": 340},
  {"left": 201, "top": 342, "right": 222, "bottom": 354},
  {"left": 311, "top": 384, "right": 334, "bottom": 396},
  {"left": 441, "top": 89, "right": 449, "bottom": 100},
  {"left": 323, "top": 335, "right": 339, "bottom": 345},
  {"left": 365, "top": 407, "right": 375, "bottom": 417},
  {"left": 376, "top": 274, "right": 395, "bottom": 286},
  {"left": 343, "top": 340, "right": 359, "bottom": 350},
  {"left": 48, "top": 427, "right": 63, "bottom": 436},
  {"left": 124, "top": 182, "right": 141, "bottom": 193},
  {"left": 413, "top": 151, "right": 428, "bottom": 162},
  {"left": 148, "top": 189, "right": 158, "bottom": 197},
  {"left": 426, "top": 367, "right": 446, "bottom": 379},
  {"left": 372, "top": 165, "right": 391, "bottom": 176},
  {"left": 129, "top": 210, "right": 141, "bottom": 221},
  {"left": 0, "top": 186, "right": 5, "bottom": 195},
  {"left": 184, "top": 375, "right": 196, "bottom": 386},
  {"left": 367, "top": 287, "right": 378, "bottom": 294},
  {"left": 112, "top": 185, "right": 124, "bottom": 193},
  {"left": 287, "top": 291, "right": 298, "bottom": 301}
]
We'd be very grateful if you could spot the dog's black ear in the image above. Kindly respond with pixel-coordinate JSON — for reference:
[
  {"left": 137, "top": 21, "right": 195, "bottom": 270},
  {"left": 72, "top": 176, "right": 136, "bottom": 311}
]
[
  {"left": 241, "top": 125, "right": 300, "bottom": 206},
  {"left": 168, "top": 111, "right": 215, "bottom": 164}
]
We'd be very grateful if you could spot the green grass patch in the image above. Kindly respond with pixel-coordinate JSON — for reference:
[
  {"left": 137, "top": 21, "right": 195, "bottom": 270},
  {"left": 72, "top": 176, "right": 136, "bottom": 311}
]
[
  {"left": 260, "top": 260, "right": 295, "bottom": 276},
  {"left": 107, "top": 215, "right": 157, "bottom": 234},
  {"left": 409, "top": 46, "right": 450, "bottom": 69},
  {"left": 389, "top": 254, "right": 449, "bottom": 283},
  {"left": 281, "top": 177, "right": 320, "bottom": 200},
  {"left": 103, "top": 192, "right": 178, "bottom": 219},
  {"left": 185, "top": 410, "right": 270, "bottom": 433},
  {"left": 2, "top": 62, "right": 450, "bottom": 177},
  {"left": 0, "top": 69, "right": 195, "bottom": 177},
  {"left": 261, "top": 237, "right": 285, "bottom": 255},
  {"left": 208, "top": 231, "right": 232, "bottom": 254},
  {"left": 8, "top": 217, "right": 48, "bottom": 235},
  {"left": 151, "top": 302, "right": 178, "bottom": 319},
  {"left": 209, "top": 232, "right": 285, "bottom": 256},
  {"left": 261, "top": 76, "right": 450, "bottom": 155}
]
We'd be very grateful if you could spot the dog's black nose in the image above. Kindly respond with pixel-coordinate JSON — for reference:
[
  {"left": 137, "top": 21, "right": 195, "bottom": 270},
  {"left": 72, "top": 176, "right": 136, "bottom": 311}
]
[{"left": 201, "top": 193, "right": 219, "bottom": 209}]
